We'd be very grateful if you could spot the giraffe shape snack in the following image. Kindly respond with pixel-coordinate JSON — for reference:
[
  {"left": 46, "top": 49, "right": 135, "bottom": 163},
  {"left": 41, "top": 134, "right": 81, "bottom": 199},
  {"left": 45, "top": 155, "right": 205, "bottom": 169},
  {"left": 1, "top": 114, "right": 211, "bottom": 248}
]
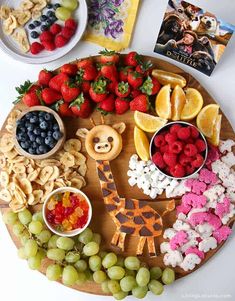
[{"left": 77, "top": 118, "right": 175, "bottom": 257}]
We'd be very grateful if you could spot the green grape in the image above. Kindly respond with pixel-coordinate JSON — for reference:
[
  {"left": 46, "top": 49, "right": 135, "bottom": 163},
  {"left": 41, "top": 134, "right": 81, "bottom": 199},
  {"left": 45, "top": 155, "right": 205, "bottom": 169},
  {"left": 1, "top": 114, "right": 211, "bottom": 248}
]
[
  {"left": 61, "top": 0, "right": 78, "bottom": 11},
  {"left": 18, "top": 209, "right": 32, "bottom": 225},
  {"left": 3, "top": 211, "right": 18, "bottom": 225},
  {"left": 83, "top": 241, "right": 99, "bottom": 256},
  {"left": 102, "top": 252, "right": 117, "bottom": 269},
  {"left": 38, "top": 248, "right": 46, "bottom": 260},
  {"left": 76, "top": 272, "right": 87, "bottom": 285},
  {"left": 120, "top": 275, "right": 136, "bottom": 292},
  {"left": 56, "top": 237, "right": 75, "bottom": 251},
  {"left": 116, "top": 256, "right": 124, "bottom": 267},
  {"left": 28, "top": 253, "right": 42, "bottom": 270},
  {"left": 32, "top": 212, "right": 44, "bottom": 223},
  {"left": 92, "top": 233, "right": 101, "bottom": 245},
  {"left": 107, "top": 266, "right": 125, "bottom": 280},
  {"left": 28, "top": 221, "right": 43, "bottom": 235},
  {"left": 113, "top": 291, "right": 128, "bottom": 300},
  {"left": 125, "top": 269, "right": 136, "bottom": 277},
  {"left": 101, "top": 280, "right": 111, "bottom": 293},
  {"left": 74, "top": 259, "right": 87, "bottom": 272},
  {"left": 55, "top": 7, "right": 72, "bottom": 21},
  {"left": 37, "top": 230, "right": 51, "bottom": 244},
  {"left": 48, "top": 235, "right": 59, "bottom": 249},
  {"left": 162, "top": 267, "right": 175, "bottom": 285},
  {"left": 25, "top": 239, "right": 38, "bottom": 258},
  {"left": 47, "top": 248, "right": 65, "bottom": 261},
  {"left": 84, "top": 270, "right": 93, "bottom": 281},
  {"left": 13, "top": 222, "right": 25, "bottom": 237},
  {"left": 62, "top": 265, "right": 79, "bottom": 286},
  {"left": 78, "top": 228, "right": 93, "bottom": 244},
  {"left": 124, "top": 256, "right": 140, "bottom": 271},
  {"left": 93, "top": 270, "right": 107, "bottom": 284},
  {"left": 132, "top": 285, "right": 148, "bottom": 299},
  {"left": 18, "top": 247, "right": 27, "bottom": 259},
  {"left": 20, "top": 230, "right": 30, "bottom": 245},
  {"left": 148, "top": 280, "right": 164, "bottom": 295},
  {"left": 89, "top": 255, "right": 101, "bottom": 272},
  {"left": 150, "top": 267, "right": 162, "bottom": 280},
  {"left": 108, "top": 280, "right": 121, "bottom": 294},
  {"left": 46, "top": 264, "right": 62, "bottom": 281},
  {"left": 98, "top": 251, "right": 107, "bottom": 259},
  {"left": 65, "top": 251, "right": 80, "bottom": 263},
  {"left": 136, "top": 267, "right": 150, "bottom": 287}
]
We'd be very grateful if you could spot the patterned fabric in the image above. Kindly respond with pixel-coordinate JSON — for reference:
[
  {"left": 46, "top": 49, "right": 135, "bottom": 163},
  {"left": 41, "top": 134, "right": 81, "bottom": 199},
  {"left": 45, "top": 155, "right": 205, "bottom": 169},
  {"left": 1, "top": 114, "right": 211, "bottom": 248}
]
[{"left": 84, "top": 0, "right": 140, "bottom": 51}]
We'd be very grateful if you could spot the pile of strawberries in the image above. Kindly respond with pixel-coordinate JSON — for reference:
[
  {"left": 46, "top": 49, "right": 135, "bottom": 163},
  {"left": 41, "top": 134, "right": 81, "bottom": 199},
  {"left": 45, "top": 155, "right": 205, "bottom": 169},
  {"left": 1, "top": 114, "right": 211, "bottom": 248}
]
[
  {"left": 30, "top": 19, "right": 77, "bottom": 54},
  {"left": 152, "top": 124, "right": 207, "bottom": 178},
  {"left": 15, "top": 50, "right": 161, "bottom": 117}
]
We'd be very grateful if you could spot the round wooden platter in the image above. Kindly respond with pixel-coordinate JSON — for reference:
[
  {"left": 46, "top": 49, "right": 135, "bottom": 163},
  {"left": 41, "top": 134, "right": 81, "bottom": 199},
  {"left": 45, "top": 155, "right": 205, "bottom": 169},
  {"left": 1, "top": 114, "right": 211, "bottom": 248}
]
[{"left": 0, "top": 55, "right": 235, "bottom": 296}]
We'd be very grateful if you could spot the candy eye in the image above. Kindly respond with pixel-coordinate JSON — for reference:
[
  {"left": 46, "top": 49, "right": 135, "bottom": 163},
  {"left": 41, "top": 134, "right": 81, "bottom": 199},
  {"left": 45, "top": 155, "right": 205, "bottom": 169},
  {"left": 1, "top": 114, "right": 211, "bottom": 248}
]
[
  {"left": 93, "top": 137, "right": 100, "bottom": 143},
  {"left": 108, "top": 136, "right": 113, "bottom": 142}
]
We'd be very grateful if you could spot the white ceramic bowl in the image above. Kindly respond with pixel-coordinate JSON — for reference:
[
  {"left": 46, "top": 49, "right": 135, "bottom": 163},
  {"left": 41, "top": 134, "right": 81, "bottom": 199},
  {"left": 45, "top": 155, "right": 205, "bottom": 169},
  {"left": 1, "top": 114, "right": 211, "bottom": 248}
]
[
  {"left": 149, "top": 121, "right": 208, "bottom": 180},
  {"left": 42, "top": 187, "right": 92, "bottom": 237}
]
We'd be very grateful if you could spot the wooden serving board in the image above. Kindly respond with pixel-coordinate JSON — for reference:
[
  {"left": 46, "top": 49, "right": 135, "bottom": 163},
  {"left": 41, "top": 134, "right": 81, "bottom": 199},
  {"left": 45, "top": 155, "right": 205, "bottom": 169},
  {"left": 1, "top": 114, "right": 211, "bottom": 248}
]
[{"left": 0, "top": 56, "right": 235, "bottom": 296}]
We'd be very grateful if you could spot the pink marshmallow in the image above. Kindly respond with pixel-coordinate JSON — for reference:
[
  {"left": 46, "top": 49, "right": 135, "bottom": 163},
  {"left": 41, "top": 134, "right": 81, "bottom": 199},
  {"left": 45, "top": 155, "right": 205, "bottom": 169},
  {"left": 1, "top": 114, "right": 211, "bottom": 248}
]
[
  {"left": 215, "top": 197, "right": 231, "bottom": 219},
  {"left": 213, "top": 226, "right": 232, "bottom": 244},
  {"left": 199, "top": 168, "right": 218, "bottom": 185},
  {"left": 185, "top": 247, "right": 205, "bottom": 260},
  {"left": 170, "top": 230, "right": 188, "bottom": 250},
  {"left": 176, "top": 203, "right": 191, "bottom": 215},
  {"left": 182, "top": 193, "right": 207, "bottom": 208}
]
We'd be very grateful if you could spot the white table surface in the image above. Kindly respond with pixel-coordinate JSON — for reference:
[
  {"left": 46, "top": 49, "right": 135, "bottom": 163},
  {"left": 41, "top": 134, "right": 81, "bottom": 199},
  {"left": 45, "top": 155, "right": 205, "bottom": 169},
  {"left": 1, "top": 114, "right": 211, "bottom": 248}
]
[{"left": 1, "top": 1, "right": 235, "bottom": 300}]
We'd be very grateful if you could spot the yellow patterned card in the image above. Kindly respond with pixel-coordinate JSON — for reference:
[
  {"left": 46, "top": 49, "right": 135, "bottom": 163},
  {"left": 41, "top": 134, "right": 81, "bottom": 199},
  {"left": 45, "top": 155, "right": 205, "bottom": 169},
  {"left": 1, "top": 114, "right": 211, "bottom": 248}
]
[{"left": 84, "top": 0, "right": 140, "bottom": 51}]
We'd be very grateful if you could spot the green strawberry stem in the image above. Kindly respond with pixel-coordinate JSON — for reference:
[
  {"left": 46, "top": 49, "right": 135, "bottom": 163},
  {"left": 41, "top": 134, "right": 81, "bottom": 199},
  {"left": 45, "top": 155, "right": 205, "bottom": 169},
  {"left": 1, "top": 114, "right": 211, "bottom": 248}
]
[
  {"left": 140, "top": 76, "right": 153, "bottom": 95},
  {"left": 13, "top": 80, "right": 33, "bottom": 104}
]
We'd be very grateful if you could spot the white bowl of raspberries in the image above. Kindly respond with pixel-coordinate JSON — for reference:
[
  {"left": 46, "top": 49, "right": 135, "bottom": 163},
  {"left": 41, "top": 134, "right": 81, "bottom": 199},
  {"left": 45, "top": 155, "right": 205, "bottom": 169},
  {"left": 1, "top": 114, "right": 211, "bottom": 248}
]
[{"left": 150, "top": 122, "right": 208, "bottom": 179}]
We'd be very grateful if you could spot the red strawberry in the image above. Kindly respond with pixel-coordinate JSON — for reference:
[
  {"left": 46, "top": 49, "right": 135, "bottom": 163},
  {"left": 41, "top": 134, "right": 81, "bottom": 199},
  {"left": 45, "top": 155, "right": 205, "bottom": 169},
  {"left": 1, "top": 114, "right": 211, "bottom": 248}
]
[
  {"left": 98, "top": 94, "right": 115, "bottom": 114},
  {"left": 107, "top": 78, "right": 118, "bottom": 93},
  {"left": 22, "top": 92, "right": 41, "bottom": 106},
  {"left": 77, "top": 58, "right": 93, "bottom": 69},
  {"left": 135, "top": 60, "right": 153, "bottom": 76},
  {"left": 49, "top": 73, "right": 69, "bottom": 92},
  {"left": 100, "top": 63, "right": 118, "bottom": 80},
  {"left": 130, "top": 94, "right": 149, "bottom": 112},
  {"left": 14, "top": 81, "right": 41, "bottom": 106},
  {"left": 128, "top": 71, "right": 143, "bottom": 89},
  {"left": 42, "top": 40, "right": 56, "bottom": 51},
  {"left": 119, "top": 66, "right": 133, "bottom": 82},
  {"left": 61, "top": 27, "right": 75, "bottom": 39},
  {"left": 130, "top": 89, "right": 141, "bottom": 98},
  {"left": 124, "top": 51, "right": 141, "bottom": 67},
  {"left": 89, "top": 78, "right": 108, "bottom": 102},
  {"left": 56, "top": 101, "right": 74, "bottom": 117},
  {"left": 61, "top": 81, "right": 80, "bottom": 103},
  {"left": 50, "top": 23, "right": 62, "bottom": 35},
  {"left": 60, "top": 63, "right": 78, "bottom": 76},
  {"left": 30, "top": 42, "right": 44, "bottom": 55},
  {"left": 38, "top": 69, "right": 53, "bottom": 86},
  {"left": 78, "top": 64, "right": 98, "bottom": 81},
  {"left": 65, "top": 18, "right": 77, "bottom": 31},
  {"left": 115, "top": 82, "right": 130, "bottom": 98},
  {"left": 115, "top": 97, "right": 130, "bottom": 115},
  {"left": 70, "top": 93, "right": 92, "bottom": 118},
  {"left": 55, "top": 35, "right": 69, "bottom": 48},
  {"left": 40, "top": 31, "right": 53, "bottom": 42},
  {"left": 80, "top": 81, "right": 91, "bottom": 94},
  {"left": 42, "top": 88, "right": 62, "bottom": 105},
  {"left": 99, "top": 49, "right": 120, "bottom": 64},
  {"left": 140, "top": 76, "right": 161, "bottom": 95}
]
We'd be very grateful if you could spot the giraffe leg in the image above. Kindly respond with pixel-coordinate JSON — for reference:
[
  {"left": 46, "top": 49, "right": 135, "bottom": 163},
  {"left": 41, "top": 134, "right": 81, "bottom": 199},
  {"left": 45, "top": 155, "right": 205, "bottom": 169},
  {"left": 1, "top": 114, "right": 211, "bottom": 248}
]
[
  {"left": 117, "top": 232, "right": 126, "bottom": 251},
  {"left": 136, "top": 237, "right": 147, "bottom": 256},
  {"left": 147, "top": 237, "right": 157, "bottom": 257},
  {"left": 111, "top": 231, "right": 120, "bottom": 246}
]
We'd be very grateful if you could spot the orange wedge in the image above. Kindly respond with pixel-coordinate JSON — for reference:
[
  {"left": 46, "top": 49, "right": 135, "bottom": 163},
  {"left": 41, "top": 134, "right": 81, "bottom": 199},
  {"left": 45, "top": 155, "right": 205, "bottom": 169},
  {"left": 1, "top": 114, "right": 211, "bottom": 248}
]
[
  {"left": 152, "top": 69, "right": 186, "bottom": 88},
  {"left": 171, "top": 85, "right": 186, "bottom": 121},
  {"left": 155, "top": 84, "right": 171, "bottom": 119},
  {"left": 134, "top": 111, "right": 167, "bottom": 133},
  {"left": 180, "top": 88, "right": 204, "bottom": 121},
  {"left": 134, "top": 126, "right": 150, "bottom": 161},
  {"left": 208, "top": 114, "right": 222, "bottom": 146},
  {"left": 196, "top": 104, "right": 220, "bottom": 138}
]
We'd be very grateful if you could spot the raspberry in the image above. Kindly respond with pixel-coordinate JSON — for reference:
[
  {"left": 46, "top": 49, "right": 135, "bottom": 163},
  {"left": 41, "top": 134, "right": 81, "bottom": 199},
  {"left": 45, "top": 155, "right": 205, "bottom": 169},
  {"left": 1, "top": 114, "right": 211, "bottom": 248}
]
[
  {"left": 186, "top": 165, "right": 195, "bottom": 175},
  {"left": 177, "top": 127, "right": 191, "bottom": 140},
  {"left": 152, "top": 152, "right": 166, "bottom": 169},
  {"left": 192, "top": 154, "right": 204, "bottom": 168},
  {"left": 190, "top": 126, "right": 200, "bottom": 139},
  {"left": 65, "top": 18, "right": 77, "bottom": 31},
  {"left": 179, "top": 153, "right": 192, "bottom": 166},
  {"left": 184, "top": 144, "right": 198, "bottom": 157},
  {"left": 61, "top": 27, "right": 75, "bottom": 39},
  {"left": 55, "top": 35, "right": 69, "bottom": 48},
  {"left": 170, "top": 124, "right": 182, "bottom": 134},
  {"left": 160, "top": 144, "right": 169, "bottom": 154},
  {"left": 42, "top": 40, "right": 56, "bottom": 51},
  {"left": 30, "top": 42, "right": 44, "bottom": 54},
  {"left": 170, "top": 164, "right": 185, "bottom": 177},
  {"left": 195, "top": 139, "right": 206, "bottom": 152},
  {"left": 163, "top": 152, "right": 177, "bottom": 167},
  {"left": 50, "top": 23, "right": 62, "bottom": 35},
  {"left": 169, "top": 141, "right": 183, "bottom": 154},
  {"left": 165, "top": 132, "right": 177, "bottom": 144},
  {"left": 40, "top": 31, "right": 53, "bottom": 42},
  {"left": 154, "top": 135, "right": 166, "bottom": 148}
]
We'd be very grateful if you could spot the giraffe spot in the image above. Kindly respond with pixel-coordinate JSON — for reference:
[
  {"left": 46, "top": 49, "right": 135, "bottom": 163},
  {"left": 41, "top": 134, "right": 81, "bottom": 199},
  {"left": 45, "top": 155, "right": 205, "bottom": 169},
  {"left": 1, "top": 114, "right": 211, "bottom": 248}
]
[
  {"left": 120, "top": 225, "right": 135, "bottom": 234},
  {"left": 106, "top": 204, "right": 117, "bottom": 212},
  {"left": 102, "top": 188, "right": 111, "bottom": 197},
  {"left": 116, "top": 212, "right": 129, "bottom": 224},
  {"left": 142, "top": 212, "right": 154, "bottom": 219},
  {"left": 126, "top": 211, "right": 134, "bottom": 216},
  {"left": 107, "top": 183, "right": 116, "bottom": 190},
  {"left": 139, "top": 226, "right": 153, "bottom": 236},
  {"left": 125, "top": 199, "right": 135, "bottom": 209},
  {"left": 109, "top": 174, "right": 113, "bottom": 179},
  {"left": 103, "top": 164, "right": 110, "bottom": 171},
  {"left": 153, "top": 223, "right": 162, "bottom": 231},
  {"left": 113, "top": 197, "right": 120, "bottom": 203},
  {"left": 134, "top": 216, "right": 145, "bottom": 224},
  {"left": 139, "top": 201, "right": 148, "bottom": 208},
  {"left": 98, "top": 169, "right": 108, "bottom": 182}
]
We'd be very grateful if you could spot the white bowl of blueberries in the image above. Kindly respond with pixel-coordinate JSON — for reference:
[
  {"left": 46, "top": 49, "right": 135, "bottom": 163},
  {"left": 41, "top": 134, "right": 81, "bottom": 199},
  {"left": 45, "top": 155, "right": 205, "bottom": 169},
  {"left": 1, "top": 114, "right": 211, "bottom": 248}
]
[{"left": 15, "top": 106, "right": 65, "bottom": 159}]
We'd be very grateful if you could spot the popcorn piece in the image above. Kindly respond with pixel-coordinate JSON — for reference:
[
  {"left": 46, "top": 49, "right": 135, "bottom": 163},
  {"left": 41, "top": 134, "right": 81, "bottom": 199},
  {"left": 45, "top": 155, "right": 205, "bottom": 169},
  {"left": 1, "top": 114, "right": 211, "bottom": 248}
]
[
  {"left": 185, "top": 179, "right": 207, "bottom": 195},
  {"left": 173, "top": 219, "right": 191, "bottom": 231},
  {"left": 213, "top": 226, "right": 232, "bottom": 244},
  {"left": 163, "top": 250, "right": 184, "bottom": 268},
  {"left": 199, "top": 168, "right": 218, "bottom": 185},
  {"left": 182, "top": 193, "right": 207, "bottom": 208},
  {"left": 180, "top": 253, "right": 201, "bottom": 271},
  {"left": 221, "top": 152, "right": 235, "bottom": 168},
  {"left": 215, "top": 197, "right": 231, "bottom": 219},
  {"left": 219, "top": 139, "right": 235, "bottom": 154},
  {"left": 198, "top": 237, "right": 217, "bottom": 252},
  {"left": 170, "top": 230, "right": 188, "bottom": 250},
  {"left": 185, "top": 247, "right": 205, "bottom": 260},
  {"left": 195, "top": 223, "right": 213, "bottom": 239},
  {"left": 163, "top": 228, "right": 177, "bottom": 240},
  {"left": 160, "top": 242, "right": 171, "bottom": 253}
]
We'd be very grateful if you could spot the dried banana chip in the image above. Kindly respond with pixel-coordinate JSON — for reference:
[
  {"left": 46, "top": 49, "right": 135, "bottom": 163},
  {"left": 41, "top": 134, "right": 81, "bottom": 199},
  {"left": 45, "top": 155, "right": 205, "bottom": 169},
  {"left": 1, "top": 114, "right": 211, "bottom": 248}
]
[
  {"left": 49, "top": 166, "right": 60, "bottom": 181},
  {"left": 0, "top": 134, "right": 14, "bottom": 152},
  {"left": 12, "top": 163, "right": 26, "bottom": 174},
  {"left": 64, "top": 139, "right": 81, "bottom": 152},
  {"left": 20, "top": 178, "right": 32, "bottom": 194},
  {"left": 9, "top": 109, "right": 22, "bottom": 121},
  {"left": 31, "top": 10, "right": 41, "bottom": 20},
  {"left": 0, "top": 155, "right": 6, "bottom": 168},
  {"left": 27, "top": 194, "right": 35, "bottom": 205},
  {"left": 20, "top": 0, "right": 34, "bottom": 11},
  {"left": 14, "top": 189, "right": 26, "bottom": 205},
  {"left": 39, "top": 166, "right": 54, "bottom": 184},
  {"left": 32, "top": 0, "right": 47, "bottom": 12},
  {"left": 78, "top": 164, "right": 87, "bottom": 177},
  {"left": 32, "top": 190, "right": 43, "bottom": 204},
  {"left": 71, "top": 178, "right": 83, "bottom": 190},
  {"left": 0, "top": 188, "right": 11, "bottom": 202},
  {"left": 60, "top": 152, "right": 75, "bottom": 168},
  {"left": 27, "top": 168, "right": 39, "bottom": 182},
  {"left": 16, "top": 11, "right": 31, "bottom": 26},
  {"left": 3, "top": 14, "right": 18, "bottom": 35},
  {"left": 0, "top": 5, "right": 12, "bottom": 20},
  {"left": 9, "top": 198, "right": 26, "bottom": 212},
  {"left": 12, "top": 27, "right": 30, "bottom": 52},
  {"left": 0, "top": 171, "right": 9, "bottom": 187},
  {"left": 70, "top": 151, "right": 86, "bottom": 165},
  {"left": 44, "top": 181, "right": 54, "bottom": 193},
  {"left": 5, "top": 148, "right": 18, "bottom": 160},
  {"left": 6, "top": 124, "right": 15, "bottom": 133}
]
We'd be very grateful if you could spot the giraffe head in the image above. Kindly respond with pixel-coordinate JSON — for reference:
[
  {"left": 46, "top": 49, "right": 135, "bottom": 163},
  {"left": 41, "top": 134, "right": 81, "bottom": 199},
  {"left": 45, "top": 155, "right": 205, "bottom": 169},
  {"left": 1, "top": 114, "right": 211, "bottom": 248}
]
[{"left": 76, "top": 119, "right": 126, "bottom": 161}]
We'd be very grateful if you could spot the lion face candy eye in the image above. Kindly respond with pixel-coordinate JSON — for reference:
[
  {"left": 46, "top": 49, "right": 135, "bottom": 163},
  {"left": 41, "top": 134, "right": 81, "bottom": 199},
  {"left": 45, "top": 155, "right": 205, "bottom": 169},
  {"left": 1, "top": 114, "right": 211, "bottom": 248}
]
[
  {"left": 93, "top": 137, "right": 100, "bottom": 143},
  {"left": 108, "top": 136, "right": 113, "bottom": 142}
]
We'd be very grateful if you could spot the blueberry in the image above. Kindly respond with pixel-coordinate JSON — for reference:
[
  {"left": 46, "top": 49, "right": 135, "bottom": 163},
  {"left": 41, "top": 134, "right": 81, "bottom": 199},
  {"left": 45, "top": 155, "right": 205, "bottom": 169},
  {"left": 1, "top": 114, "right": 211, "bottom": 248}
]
[
  {"left": 53, "top": 123, "right": 59, "bottom": 131},
  {"left": 25, "top": 112, "right": 33, "bottom": 120},
  {"left": 44, "top": 113, "right": 53, "bottom": 121},
  {"left": 30, "top": 115, "right": 39, "bottom": 123},
  {"left": 54, "top": 3, "right": 61, "bottom": 9},
  {"left": 50, "top": 15, "right": 57, "bottom": 23},
  {"left": 20, "top": 141, "right": 30, "bottom": 149},
  {"left": 47, "top": 130, "right": 53, "bottom": 137},
  {"left": 31, "top": 31, "right": 39, "bottom": 39},
  {"left": 41, "top": 25, "right": 49, "bottom": 32},
  {"left": 28, "top": 148, "right": 36, "bottom": 154},
  {"left": 36, "top": 148, "right": 42, "bottom": 155},
  {"left": 29, "top": 134, "right": 36, "bottom": 142},
  {"left": 16, "top": 119, "right": 24, "bottom": 127},
  {"left": 45, "top": 19, "right": 53, "bottom": 26},
  {"left": 40, "top": 131, "right": 47, "bottom": 138},
  {"left": 39, "top": 111, "right": 46, "bottom": 117},
  {"left": 40, "top": 15, "right": 48, "bottom": 22},
  {"left": 53, "top": 131, "right": 62, "bottom": 141},
  {"left": 49, "top": 141, "right": 56, "bottom": 149},
  {"left": 28, "top": 23, "right": 35, "bottom": 30},
  {"left": 36, "top": 136, "right": 44, "bottom": 144},
  {"left": 33, "top": 128, "right": 41, "bottom": 135},
  {"left": 32, "top": 142, "right": 38, "bottom": 148},
  {"left": 45, "top": 136, "right": 55, "bottom": 146},
  {"left": 47, "top": 3, "right": 53, "bottom": 9},
  {"left": 40, "top": 121, "right": 48, "bottom": 130},
  {"left": 18, "top": 127, "right": 26, "bottom": 133},
  {"left": 47, "top": 11, "right": 55, "bottom": 18},
  {"left": 39, "top": 145, "right": 48, "bottom": 154},
  {"left": 33, "top": 20, "right": 41, "bottom": 27},
  {"left": 17, "top": 132, "right": 27, "bottom": 142},
  {"left": 27, "top": 123, "right": 35, "bottom": 131}
]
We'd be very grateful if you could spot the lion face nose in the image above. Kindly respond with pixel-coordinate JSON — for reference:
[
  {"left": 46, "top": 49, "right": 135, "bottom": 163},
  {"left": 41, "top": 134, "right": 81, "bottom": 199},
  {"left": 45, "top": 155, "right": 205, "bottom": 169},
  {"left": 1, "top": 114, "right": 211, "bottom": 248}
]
[
  {"left": 94, "top": 142, "right": 111, "bottom": 153},
  {"left": 206, "top": 20, "right": 211, "bottom": 26}
]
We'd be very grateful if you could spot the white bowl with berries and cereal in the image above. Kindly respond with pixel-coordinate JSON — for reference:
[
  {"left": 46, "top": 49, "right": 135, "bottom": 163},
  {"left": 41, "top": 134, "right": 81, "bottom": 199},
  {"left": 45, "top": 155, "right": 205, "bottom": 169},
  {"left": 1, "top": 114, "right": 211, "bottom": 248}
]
[
  {"left": 0, "top": 0, "right": 87, "bottom": 64},
  {"left": 150, "top": 121, "right": 208, "bottom": 180}
]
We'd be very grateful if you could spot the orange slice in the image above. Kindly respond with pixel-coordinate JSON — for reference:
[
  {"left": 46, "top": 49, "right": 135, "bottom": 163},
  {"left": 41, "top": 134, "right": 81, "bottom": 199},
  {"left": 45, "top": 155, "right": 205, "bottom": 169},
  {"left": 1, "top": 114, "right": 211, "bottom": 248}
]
[
  {"left": 152, "top": 69, "right": 186, "bottom": 88},
  {"left": 171, "top": 85, "right": 186, "bottom": 121},
  {"left": 134, "top": 111, "right": 167, "bottom": 133},
  {"left": 180, "top": 88, "right": 204, "bottom": 121},
  {"left": 155, "top": 84, "right": 171, "bottom": 119},
  {"left": 196, "top": 104, "right": 220, "bottom": 138},
  {"left": 134, "top": 126, "right": 150, "bottom": 161},
  {"left": 208, "top": 114, "right": 222, "bottom": 146}
]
